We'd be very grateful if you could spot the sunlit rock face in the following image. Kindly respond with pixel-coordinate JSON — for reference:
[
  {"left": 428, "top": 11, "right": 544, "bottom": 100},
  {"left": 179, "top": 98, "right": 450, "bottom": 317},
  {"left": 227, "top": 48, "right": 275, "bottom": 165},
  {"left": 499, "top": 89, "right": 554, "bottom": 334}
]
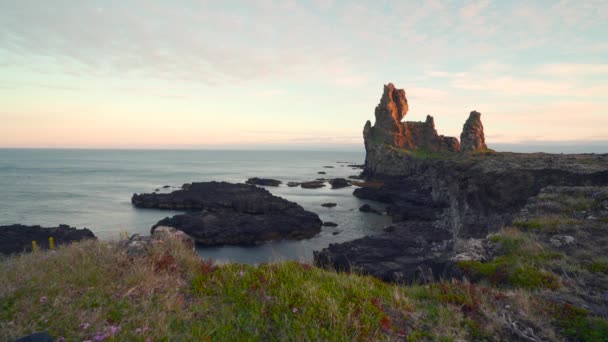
[
  {"left": 460, "top": 111, "right": 487, "bottom": 152},
  {"left": 367, "top": 83, "right": 410, "bottom": 148},
  {"left": 363, "top": 83, "right": 463, "bottom": 154}
]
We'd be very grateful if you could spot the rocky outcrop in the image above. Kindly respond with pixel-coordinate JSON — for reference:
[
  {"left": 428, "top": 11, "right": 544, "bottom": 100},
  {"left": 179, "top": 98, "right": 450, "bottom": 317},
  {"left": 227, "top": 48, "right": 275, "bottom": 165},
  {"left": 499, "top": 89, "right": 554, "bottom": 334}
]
[
  {"left": 132, "top": 182, "right": 322, "bottom": 246},
  {"left": 245, "top": 178, "right": 282, "bottom": 187},
  {"left": 363, "top": 83, "right": 466, "bottom": 156},
  {"left": 152, "top": 208, "right": 321, "bottom": 246},
  {"left": 315, "top": 83, "right": 608, "bottom": 283},
  {"left": 329, "top": 178, "right": 351, "bottom": 189},
  {"left": 0, "top": 224, "right": 96, "bottom": 255},
  {"left": 315, "top": 222, "right": 456, "bottom": 282},
  {"left": 363, "top": 83, "right": 490, "bottom": 167},
  {"left": 460, "top": 111, "right": 487, "bottom": 152}
]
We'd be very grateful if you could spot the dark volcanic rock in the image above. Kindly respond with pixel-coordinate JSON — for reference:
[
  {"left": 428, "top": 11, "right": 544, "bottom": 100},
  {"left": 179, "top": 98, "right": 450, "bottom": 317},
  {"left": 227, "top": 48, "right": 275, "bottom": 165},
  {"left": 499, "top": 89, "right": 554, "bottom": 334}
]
[
  {"left": 300, "top": 180, "right": 326, "bottom": 189},
  {"left": 329, "top": 178, "right": 351, "bottom": 189},
  {"left": 133, "top": 181, "right": 288, "bottom": 211},
  {"left": 359, "top": 204, "right": 382, "bottom": 215},
  {"left": 318, "top": 171, "right": 327, "bottom": 175},
  {"left": 0, "top": 224, "right": 96, "bottom": 255},
  {"left": 133, "top": 182, "right": 322, "bottom": 246},
  {"left": 287, "top": 182, "right": 301, "bottom": 187},
  {"left": 315, "top": 222, "right": 456, "bottom": 282},
  {"left": 321, "top": 203, "right": 337, "bottom": 208},
  {"left": 245, "top": 177, "right": 282, "bottom": 187},
  {"left": 152, "top": 208, "right": 321, "bottom": 246},
  {"left": 460, "top": 111, "right": 487, "bottom": 152},
  {"left": 323, "top": 222, "right": 338, "bottom": 227}
]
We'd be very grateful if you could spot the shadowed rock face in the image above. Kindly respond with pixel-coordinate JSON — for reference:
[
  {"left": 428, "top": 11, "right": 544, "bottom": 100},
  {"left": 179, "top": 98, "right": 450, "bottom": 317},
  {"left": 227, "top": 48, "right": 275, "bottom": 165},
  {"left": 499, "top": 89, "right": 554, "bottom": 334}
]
[
  {"left": 132, "top": 182, "right": 322, "bottom": 246},
  {"left": 460, "top": 111, "right": 487, "bottom": 152},
  {"left": 0, "top": 224, "right": 96, "bottom": 255}
]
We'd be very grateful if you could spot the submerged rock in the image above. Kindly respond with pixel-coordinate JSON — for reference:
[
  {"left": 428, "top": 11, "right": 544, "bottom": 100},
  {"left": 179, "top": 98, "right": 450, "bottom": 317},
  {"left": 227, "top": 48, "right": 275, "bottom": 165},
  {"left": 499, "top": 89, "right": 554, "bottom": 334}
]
[
  {"left": 0, "top": 224, "right": 96, "bottom": 255},
  {"left": 329, "top": 178, "right": 351, "bottom": 189},
  {"left": 300, "top": 180, "right": 326, "bottom": 189},
  {"left": 323, "top": 222, "right": 338, "bottom": 227},
  {"left": 245, "top": 177, "right": 282, "bottom": 187},
  {"left": 321, "top": 203, "right": 337, "bottom": 208},
  {"left": 359, "top": 204, "right": 383, "bottom": 215}
]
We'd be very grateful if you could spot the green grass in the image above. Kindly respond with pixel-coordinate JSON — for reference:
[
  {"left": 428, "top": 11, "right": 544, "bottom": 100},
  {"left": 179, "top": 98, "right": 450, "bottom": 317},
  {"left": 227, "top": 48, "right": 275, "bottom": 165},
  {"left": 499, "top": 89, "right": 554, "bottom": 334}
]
[
  {"left": 551, "top": 303, "right": 608, "bottom": 341},
  {"left": 388, "top": 146, "right": 445, "bottom": 159},
  {"left": 513, "top": 215, "right": 580, "bottom": 232},
  {"left": 0, "top": 238, "right": 497, "bottom": 341},
  {"left": 1, "top": 235, "right": 607, "bottom": 341},
  {"left": 458, "top": 229, "right": 560, "bottom": 290}
]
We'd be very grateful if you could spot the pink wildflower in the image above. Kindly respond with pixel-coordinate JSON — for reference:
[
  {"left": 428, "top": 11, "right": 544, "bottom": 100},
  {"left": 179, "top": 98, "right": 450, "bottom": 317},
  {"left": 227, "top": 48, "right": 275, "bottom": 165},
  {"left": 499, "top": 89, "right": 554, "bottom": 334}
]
[
  {"left": 39, "top": 296, "right": 48, "bottom": 304},
  {"left": 79, "top": 322, "right": 90, "bottom": 330},
  {"left": 109, "top": 325, "right": 120, "bottom": 335},
  {"left": 292, "top": 307, "right": 299, "bottom": 313},
  {"left": 135, "top": 328, "right": 142, "bottom": 334},
  {"left": 146, "top": 337, "right": 152, "bottom": 342}
]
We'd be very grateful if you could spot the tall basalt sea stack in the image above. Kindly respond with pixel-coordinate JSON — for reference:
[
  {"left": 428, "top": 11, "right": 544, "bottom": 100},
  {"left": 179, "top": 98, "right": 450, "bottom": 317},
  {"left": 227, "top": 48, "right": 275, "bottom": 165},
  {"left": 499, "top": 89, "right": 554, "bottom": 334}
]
[{"left": 460, "top": 110, "right": 487, "bottom": 152}]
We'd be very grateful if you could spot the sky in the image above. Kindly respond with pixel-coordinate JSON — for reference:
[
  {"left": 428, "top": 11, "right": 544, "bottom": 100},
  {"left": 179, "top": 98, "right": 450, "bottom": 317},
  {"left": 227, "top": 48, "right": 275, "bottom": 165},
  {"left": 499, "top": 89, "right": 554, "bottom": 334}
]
[{"left": 0, "top": 0, "right": 607, "bottom": 150}]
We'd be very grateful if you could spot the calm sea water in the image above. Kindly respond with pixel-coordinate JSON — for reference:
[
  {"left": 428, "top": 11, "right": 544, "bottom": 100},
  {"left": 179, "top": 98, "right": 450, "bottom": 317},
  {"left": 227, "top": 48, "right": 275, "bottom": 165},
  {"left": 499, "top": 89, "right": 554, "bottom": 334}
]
[{"left": 0, "top": 149, "right": 390, "bottom": 263}]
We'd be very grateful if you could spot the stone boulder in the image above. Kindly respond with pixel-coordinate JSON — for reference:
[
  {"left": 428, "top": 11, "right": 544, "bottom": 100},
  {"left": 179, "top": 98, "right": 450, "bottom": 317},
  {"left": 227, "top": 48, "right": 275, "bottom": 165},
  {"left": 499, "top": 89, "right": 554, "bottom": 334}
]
[
  {"left": 460, "top": 111, "right": 487, "bottom": 152},
  {"left": 121, "top": 226, "right": 195, "bottom": 257},
  {"left": 0, "top": 224, "right": 96, "bottom": 255}
]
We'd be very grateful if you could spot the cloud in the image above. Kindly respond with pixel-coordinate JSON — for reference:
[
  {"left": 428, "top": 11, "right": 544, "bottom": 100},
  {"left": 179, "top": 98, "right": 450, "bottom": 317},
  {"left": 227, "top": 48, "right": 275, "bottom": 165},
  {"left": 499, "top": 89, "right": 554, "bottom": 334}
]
[
  {"left": 460, "top": 0, "right": 492, "bottom": 19},
  {"left": 538, "top": 63, "right": 608, "bottom": 77}
]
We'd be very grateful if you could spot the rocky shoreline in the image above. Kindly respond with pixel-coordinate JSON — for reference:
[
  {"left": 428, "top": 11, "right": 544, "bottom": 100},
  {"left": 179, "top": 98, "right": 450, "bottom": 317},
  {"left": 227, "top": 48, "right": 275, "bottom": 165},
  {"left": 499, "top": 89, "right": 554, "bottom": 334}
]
[
  {"left": 314, "top": 83, "right": 608, "bottom": 283},
  {"left": 0, "top": 224, "right": 96, "bottom": 255}
]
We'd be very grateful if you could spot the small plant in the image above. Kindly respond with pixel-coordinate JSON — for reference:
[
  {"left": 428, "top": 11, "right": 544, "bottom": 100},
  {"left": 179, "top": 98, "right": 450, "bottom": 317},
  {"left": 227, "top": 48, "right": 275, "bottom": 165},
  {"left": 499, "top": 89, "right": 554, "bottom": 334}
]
[
  {"left": 48, "top": 237, "right": 55, "bottom": 250},
  {"left": 551, "top": 303, "right": 608, "bottom": 341},
  {"left": 31, "top": 240, "right": 39, "bottom": 252}
]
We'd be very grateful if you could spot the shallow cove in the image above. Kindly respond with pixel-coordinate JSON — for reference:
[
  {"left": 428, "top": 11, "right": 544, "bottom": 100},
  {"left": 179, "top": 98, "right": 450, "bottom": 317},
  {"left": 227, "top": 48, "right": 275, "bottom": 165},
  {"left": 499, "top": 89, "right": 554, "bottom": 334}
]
[{"left": 0, "top": 149, "right": 391, "bottom": 263}]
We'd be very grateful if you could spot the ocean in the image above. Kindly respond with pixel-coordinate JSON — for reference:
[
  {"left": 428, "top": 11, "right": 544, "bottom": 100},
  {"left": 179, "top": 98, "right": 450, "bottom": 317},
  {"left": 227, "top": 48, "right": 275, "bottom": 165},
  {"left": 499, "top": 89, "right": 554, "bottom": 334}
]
[{"left": 0, "top": 149, "right": 391, "bottom": 263}]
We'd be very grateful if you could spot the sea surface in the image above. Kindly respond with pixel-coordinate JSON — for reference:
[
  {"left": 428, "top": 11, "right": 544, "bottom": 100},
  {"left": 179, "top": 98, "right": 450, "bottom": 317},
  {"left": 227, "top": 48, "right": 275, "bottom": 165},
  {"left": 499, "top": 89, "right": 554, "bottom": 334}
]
[{"left": 0, "top": 149, "right": 391, "bottom": 263}]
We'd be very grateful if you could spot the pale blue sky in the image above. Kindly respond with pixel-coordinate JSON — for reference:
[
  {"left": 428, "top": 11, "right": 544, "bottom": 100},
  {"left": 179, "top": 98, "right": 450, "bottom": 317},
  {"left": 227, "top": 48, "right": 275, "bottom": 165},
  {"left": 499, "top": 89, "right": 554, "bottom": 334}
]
[{"left": 1, "top": 0, "right": 607, "bottom": 149}]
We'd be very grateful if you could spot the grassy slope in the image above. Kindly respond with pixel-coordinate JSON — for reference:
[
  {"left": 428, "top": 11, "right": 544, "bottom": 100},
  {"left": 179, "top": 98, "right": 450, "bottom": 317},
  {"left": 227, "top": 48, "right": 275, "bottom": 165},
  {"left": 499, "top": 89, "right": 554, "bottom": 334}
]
[{"left": 1, "top": 212, "right": 608, "bottom": 341}]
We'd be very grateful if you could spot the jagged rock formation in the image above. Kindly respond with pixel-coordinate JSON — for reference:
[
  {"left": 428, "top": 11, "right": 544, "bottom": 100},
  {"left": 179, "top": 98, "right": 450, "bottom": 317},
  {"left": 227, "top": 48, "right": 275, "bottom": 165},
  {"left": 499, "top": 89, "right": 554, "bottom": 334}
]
[
  {"left": 0, "top": 224, "right": 96, "bottom": 255},
  {"left": 132, "top": 182, "right": 322, "bottom": 246},
  {"left": 460, "top": 111, "right": 487, "bottom": 152},
  {"left": 363, "top": 83, "right": 487, "bottom": 160}
]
